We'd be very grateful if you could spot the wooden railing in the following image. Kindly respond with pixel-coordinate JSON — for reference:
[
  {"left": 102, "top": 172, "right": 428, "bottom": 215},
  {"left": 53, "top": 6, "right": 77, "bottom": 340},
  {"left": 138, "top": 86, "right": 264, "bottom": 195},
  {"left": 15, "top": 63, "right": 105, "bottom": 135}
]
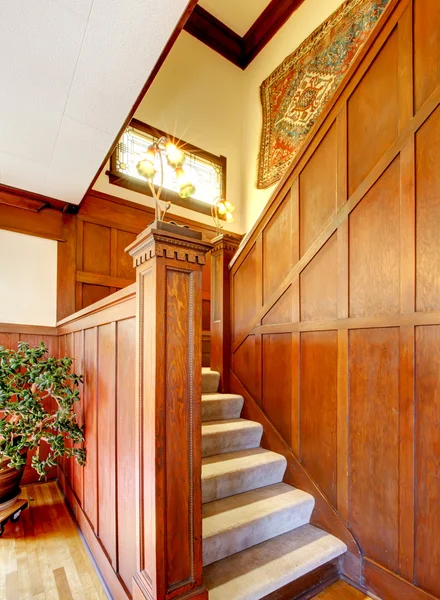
[{"left": 55, "top": 223, "right": 211, "bottom": 600}]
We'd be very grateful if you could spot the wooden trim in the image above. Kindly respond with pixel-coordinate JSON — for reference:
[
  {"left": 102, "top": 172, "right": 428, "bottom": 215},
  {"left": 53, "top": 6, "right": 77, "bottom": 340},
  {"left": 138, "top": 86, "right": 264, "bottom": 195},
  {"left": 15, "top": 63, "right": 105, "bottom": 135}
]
[
  {"left": 0, "top": 182, "right": 78, "bottom": 214},
  {"left": 84, "top": 0, "right": 200, "bottom": 197},
  {"left": 363, "top": 558, "right": 439, "bottom": 600},
  {"left": 230, "top": 370, "right": 361, "bottom": 559},
  {"left": 183, "top": 0, "right": 307, "bottom": 70},
  {"left": 242, "top": 0, "right": 307, "bottom": 66},
  {"left": 0, "top": 322, "right": 58, "bottom": 336},
  {"left": 183, "top": 4, "right": 244, "bottom": 68},
  {"left": 57, "top": 284, "right": 136, "bottom": 333},
  {"left": 252, "top": 310, "right": 440, "bottom": 335},
  {"left": 76, "top": 271, "right": 133, "bottom": 290}
]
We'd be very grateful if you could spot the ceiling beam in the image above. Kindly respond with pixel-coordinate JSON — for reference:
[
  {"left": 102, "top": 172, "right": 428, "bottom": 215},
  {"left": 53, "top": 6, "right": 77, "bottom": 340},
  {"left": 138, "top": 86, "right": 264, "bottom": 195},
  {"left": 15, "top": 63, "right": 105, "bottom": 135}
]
[
  {"left": 184, "top": 0, "right": 307, "bottom": 69},
  {"left": 184, "top": 5, "right": 244, "bottom": 68},
  {"left": 0, "top": 183, "right": 78, "bottom": 214}
]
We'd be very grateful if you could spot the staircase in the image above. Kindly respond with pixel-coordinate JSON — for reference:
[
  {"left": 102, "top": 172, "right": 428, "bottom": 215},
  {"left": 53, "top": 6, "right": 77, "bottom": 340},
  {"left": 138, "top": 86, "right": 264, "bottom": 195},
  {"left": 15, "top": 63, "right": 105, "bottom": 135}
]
[{"left": 201, "top": 368, "right": 347, "bottom": 600}]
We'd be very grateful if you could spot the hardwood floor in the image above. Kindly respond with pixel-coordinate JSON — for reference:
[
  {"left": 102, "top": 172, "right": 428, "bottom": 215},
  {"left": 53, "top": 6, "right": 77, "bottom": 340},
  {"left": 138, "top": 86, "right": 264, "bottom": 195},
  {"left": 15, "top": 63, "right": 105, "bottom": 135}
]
[
  {"left": 315, "top": 580, "right": 373, "bottom": 599},
  {"left": 0, "top": 482, "right": 108, "bottom": 600}
]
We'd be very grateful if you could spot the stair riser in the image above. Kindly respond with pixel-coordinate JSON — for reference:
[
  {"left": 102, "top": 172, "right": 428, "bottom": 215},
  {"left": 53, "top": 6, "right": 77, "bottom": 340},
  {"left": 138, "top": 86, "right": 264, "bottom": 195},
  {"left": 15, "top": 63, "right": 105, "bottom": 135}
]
[
  {"left": 203, "top": 504, "right": 314, "bottom": 566},
  {"left": 202, "top": 462, "right": 286, "bottom": 504},
  {"left": 202, "top": 399, "right": 244, "bottom": 422},
  {"left": 202, "top": 429, "right": 263, "bottom": 458},
  {"left": 202, "top": 372, "right": 220, "bottom": 394}
]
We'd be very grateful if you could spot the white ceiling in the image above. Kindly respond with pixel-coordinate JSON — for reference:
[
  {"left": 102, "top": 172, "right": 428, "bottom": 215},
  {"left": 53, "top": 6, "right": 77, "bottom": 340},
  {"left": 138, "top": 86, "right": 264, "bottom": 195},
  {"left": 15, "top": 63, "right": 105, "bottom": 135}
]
[
  {"left": 0, "top": 0, "right": 190, "bottom": 204},
  {"left": 199, "top": 0, "right": 272, "bottom": 36}
]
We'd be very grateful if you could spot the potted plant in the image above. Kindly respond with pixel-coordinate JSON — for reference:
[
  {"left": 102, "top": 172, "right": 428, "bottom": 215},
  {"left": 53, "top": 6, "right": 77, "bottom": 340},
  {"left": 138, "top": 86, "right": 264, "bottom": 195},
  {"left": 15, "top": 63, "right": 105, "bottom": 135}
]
[{"left": 0, "top": 341, "right": 86, "bottom": 509}]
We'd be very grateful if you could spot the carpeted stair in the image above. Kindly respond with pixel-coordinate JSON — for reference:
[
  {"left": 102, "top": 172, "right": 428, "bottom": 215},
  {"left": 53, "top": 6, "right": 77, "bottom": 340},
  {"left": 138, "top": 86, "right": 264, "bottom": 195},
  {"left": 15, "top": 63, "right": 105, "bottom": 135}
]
[{"left": 201, "top": 368, "right": 347, "bottom": 600}]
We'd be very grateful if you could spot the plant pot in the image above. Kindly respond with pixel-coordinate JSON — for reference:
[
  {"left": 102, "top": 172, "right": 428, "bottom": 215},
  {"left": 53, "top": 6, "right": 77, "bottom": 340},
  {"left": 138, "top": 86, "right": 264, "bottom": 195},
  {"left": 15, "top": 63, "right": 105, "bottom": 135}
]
[{"left": 0, "top": 454, "right": 26, "bottom": 509}]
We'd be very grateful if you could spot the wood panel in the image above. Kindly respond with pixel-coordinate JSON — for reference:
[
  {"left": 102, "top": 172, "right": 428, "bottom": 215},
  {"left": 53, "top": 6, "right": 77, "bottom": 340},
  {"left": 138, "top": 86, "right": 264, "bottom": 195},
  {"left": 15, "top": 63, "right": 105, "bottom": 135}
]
[
  {"left": 228, "top": 4, "right": 440, "bottom": 595},
  {"left": 349, "top": 328, "right": 400, "bottom": 572},
  {"left": 415, "top": 326, "right": 440, "bottom": 597},
  {"left": 348, "top": 28, "right": 399, "bottom": 196},
  {"left": 233, "top": 242, "right": 261, "bottom": 343},
  {"left": 97, "top": 323, "right": 117, "bottom": 568},
  {"left": 263, "top": 194, "right": 294, "bottom": 301},
  {"left": 83, "top": 327, "right": 98, "bottom": 532},
  {"left": 116, "top": 317, "right": 137, "bottom": 592},
  {"left": 262, "top": 333, "right": 292, "bottom": 444},
  {"left": 83, "top": 222, "right": 111, "bottom": 275},
  {"left": 414, "top": 0, "right": 440, "bottom": 112},
  {"left": 349, "top": 158, "right": 400, "bottom": 318},
  {"left": 415, "top": 106, "right": 440, "bottom": 312},
  {"left": 300, "top": 331, "right": 337, "bottom": 505},
  {"left": 300, "top": 234, "right": 338, "bottom": 322},
  {"left": 299, "top": 123, "right": 338, "bottom": 256}
]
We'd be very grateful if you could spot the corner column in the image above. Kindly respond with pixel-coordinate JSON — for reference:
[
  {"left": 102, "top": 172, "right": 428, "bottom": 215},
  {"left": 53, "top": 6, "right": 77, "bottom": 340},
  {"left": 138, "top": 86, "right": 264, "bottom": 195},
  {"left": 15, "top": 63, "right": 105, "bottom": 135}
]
[
  {"left": 126, "top": 223, "right": 212, "bottom": 600},
  {"left": 210, "top": 234, "right": 241, "bottom": 392}
]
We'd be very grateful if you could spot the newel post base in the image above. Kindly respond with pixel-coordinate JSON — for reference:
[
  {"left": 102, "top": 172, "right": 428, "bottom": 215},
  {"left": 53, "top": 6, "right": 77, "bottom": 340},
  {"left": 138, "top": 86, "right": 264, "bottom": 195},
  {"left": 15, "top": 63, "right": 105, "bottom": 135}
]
[
  {"left": 210, "top": 233, "right": 241, "bottom": 393},
  {"left": 126, "top": 222, "right": 212, "bottom": 600}
]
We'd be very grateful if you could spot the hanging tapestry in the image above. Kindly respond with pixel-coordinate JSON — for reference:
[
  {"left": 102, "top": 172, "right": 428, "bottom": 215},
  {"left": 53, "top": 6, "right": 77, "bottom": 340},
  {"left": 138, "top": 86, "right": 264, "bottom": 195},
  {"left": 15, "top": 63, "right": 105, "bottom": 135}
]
[{"left": 257, "top": 0, "right": 390, "bottom": 189}]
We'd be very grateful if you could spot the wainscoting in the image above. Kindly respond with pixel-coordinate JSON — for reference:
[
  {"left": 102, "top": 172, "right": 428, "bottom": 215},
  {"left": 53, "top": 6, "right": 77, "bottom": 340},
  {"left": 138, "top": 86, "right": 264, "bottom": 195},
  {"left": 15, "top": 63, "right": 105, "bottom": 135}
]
[{"left": 229, "top": 0, "right": 440, "bottom": 598}]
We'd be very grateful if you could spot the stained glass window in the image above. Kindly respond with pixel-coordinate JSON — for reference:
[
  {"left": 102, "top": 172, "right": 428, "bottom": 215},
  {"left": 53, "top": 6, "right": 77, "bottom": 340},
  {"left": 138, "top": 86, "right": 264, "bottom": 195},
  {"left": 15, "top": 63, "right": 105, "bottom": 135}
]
[{"left": 109, "top": 119, "right": 226, "bottom": 215}]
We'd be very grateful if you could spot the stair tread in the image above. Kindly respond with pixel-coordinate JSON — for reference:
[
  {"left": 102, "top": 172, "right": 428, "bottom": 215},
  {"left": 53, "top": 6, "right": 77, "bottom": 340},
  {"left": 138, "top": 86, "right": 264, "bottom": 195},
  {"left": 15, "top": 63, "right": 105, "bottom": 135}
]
[
  {"left": 202, "top": 419, "right": 262, "bottom": 434},
  {"left": 202, "top": 368, "right": 221, "bottom": 394},
  {"left": 204, "top": 524, "right": 347, "bottom": 600},
  {"left": 203, "top": 483, "right": 314, "bottom": 539},
  {"left": 202, "top": 392, "right": 244, "bottom": 402},
  {"left": 202, "top": 448, "right": 286, "bottom": 480}
]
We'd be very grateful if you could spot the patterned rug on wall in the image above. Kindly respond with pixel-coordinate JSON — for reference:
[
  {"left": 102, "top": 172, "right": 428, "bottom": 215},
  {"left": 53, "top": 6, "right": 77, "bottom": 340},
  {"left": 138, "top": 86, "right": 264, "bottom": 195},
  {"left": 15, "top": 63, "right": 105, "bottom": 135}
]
[{"left": 257, "top": 0, "right": 391, "bottom": 189}]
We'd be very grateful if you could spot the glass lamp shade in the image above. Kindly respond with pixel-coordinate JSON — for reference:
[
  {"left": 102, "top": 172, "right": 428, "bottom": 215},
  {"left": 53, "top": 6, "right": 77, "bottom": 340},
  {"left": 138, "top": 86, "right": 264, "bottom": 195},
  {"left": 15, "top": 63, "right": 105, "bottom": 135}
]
[
  {"left": 224, "top": 200, "right": 235, "bottom": 212},
  {"left": 165, "top": 141, "right": 185, "bottom": 169},
  {"left": 136, "top": 146, "right": 157, "bottom": 180},
  {"left": 175, "top": 167, "right": 196, "bottom": 198},
  {"left": 217, "top": 201, "right": 227, "bottom": 215},
  {"left": 225, "top": 211, "right": 235, "bottom": 224}
]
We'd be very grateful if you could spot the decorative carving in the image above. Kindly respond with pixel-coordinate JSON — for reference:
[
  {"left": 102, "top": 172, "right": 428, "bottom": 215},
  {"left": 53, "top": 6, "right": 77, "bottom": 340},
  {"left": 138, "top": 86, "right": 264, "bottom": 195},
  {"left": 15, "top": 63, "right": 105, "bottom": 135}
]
[
  {"left": 127, "top": 228, "right": 212, "bottom": 268},
  {"left": 210, "top": 233, "right": 242, "bottom": 254}
]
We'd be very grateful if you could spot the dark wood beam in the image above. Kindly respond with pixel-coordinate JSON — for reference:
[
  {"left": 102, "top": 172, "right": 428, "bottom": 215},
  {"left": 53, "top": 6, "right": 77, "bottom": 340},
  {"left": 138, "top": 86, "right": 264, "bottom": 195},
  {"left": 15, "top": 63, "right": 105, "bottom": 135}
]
[
  {"left": 242, "top": 0, "right": 307, "bottom": 66},
  {"left": 183, "top": 5, "right": 244, "bottom": 68},
  {"left": 183, "top": 0, "right": 307, "bottom": 70},
  {"left": 0, "top": 183, "right": 78, "bottom": 214}
]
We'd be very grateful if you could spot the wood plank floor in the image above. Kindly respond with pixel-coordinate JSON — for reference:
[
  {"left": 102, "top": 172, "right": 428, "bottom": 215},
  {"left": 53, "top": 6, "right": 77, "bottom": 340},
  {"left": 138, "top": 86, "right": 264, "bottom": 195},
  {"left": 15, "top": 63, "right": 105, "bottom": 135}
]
[
  {"left": 315, "top": 580, "right": 373, "bottom": 599},
  {"left": 0, "top": 482, "right": 107, "bottom": 600}
]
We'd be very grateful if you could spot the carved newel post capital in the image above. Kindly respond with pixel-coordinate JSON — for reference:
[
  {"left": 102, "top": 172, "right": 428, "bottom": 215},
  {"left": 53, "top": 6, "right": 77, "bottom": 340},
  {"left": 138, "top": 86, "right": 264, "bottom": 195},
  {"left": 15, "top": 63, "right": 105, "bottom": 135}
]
[{"left": 126, "top": 221, "right": 211, "bottom": 600}]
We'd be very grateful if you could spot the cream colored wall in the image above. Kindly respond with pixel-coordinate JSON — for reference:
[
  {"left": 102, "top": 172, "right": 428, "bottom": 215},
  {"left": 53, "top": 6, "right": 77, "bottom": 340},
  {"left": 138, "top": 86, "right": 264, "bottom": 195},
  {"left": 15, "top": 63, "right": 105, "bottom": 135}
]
[
  {"left": 241, "top": 0, "right": 346, "bottom": 230},
  {"left": 0, "top": 230, "right": 57, "bottom": 326},
  {"left": 94, "top": 31, "right": 245, "bottom": 234}
]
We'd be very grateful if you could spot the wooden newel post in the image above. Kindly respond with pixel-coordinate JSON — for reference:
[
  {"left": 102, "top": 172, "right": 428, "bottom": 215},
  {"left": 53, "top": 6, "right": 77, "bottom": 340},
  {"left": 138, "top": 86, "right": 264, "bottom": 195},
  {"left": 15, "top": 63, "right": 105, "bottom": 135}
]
[
  {"left": 210, "top": 233, "right": 241, "bottom": 393},
  {"left": 126, "top": 222, "right": 212, "bottom": 600}
]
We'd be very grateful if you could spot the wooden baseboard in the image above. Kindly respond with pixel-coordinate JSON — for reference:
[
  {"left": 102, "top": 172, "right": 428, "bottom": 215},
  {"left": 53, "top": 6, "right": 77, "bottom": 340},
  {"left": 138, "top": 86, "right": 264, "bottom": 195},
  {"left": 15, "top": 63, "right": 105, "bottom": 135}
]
[
  {"left": 57, "top": 470, "right": 131, "bottom": 600},
  {"left": 261, "top": 561, "right": 339, "bottom": 600},
  {"left": 363, "top": 558, "right": 440, "bottom": 600}
]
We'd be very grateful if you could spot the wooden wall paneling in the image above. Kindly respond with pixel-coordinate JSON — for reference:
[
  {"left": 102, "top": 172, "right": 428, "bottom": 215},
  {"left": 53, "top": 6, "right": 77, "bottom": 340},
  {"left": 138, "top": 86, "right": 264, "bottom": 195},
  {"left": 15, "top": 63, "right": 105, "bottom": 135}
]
[
  {"left": 415, "top": 326, "right": 440, "bottom": 597},
  {"left": 83, "top": 221, "right": 111, "bottom": 276},
  {"left": 398, "top": 1, "right": 414, "bottom": 131},
  {"left": 349, "top": 158, "right": 401, "bottom": 318},
  {"left": 232, "top": 335, "right": 257, "bottom": 401},
  {"left": 299, "top": 122, "right": 338, "bottom": 256},
  {"left": 58, "top": 335, "right": 67, "bottom": 481},
  {"left": 413, "top": 0, "right": 440, "bottom": 113},
  {"left": 83, "top": 327, "right": 98, "bottom": 533},
  {"left": 57, "top": 214, "right": 77, "bottom": 321},
  {"left": 73, "top": 330, "right": 85, "bottom": 507},
  {"left": 0, "top": 203, "right": 64, "bottom": 241},
  {"left": 349, "top": 328, "right": 400, "bottom": 572},
  {"left": 116, "top": 317, "right": 137, "bottom": 593},
  {"left": 336, "top": 329, "right": 349, "bottom": 524},
  {"left": 261, "top": 286, "right": 293, "bottom": 326},
  {"left": 97, "top": 322, "right": 117, "bottom": 568},
  {"left": 262, "top": 192, "right": 294, "bottom": 302},
  {"left": 232, "top": 241, "right": 261, "bottom": 344},
  {"left": 76, "top": 219, "right": 84, "bottom": 311},
  {"left": 363, "top": 558, "right": 440, "bottom": 600},
  {"left": 336, "top": 105, "right": 348, "bottom": 211},
  {"left": 348, "top": 27, "right": 399, "bottom": 196},
  {"left": 65, "top": 333, "right": 75, "bottom": 487},
  {"left": 299, "top": 331, "right": 338, "bottom": 505},
  {"left": 415, "top": 106, "right": 440, "bottom": 312},
  {"left": 262, "top": 333, "right": 292, "bottom": 445},
  {"left": 116, "top": 230, "right": 137, "bottom": 280},
  {"left": 300, "top": 234, "right": 338, "bottom": 322},
  {"left": 291, "top": 331, "right": 300, "bottom": 457}
]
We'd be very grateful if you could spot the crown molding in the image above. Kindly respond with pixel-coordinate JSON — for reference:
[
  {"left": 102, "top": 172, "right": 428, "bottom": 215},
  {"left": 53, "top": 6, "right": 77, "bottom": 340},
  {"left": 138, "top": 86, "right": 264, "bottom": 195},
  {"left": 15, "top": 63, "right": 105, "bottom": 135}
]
[
  {"left": 184, "top": 0, "right": 306, "bottom": 69},
  {"left": 0, "top": 183, "right": 79, "bottom": 214}
]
